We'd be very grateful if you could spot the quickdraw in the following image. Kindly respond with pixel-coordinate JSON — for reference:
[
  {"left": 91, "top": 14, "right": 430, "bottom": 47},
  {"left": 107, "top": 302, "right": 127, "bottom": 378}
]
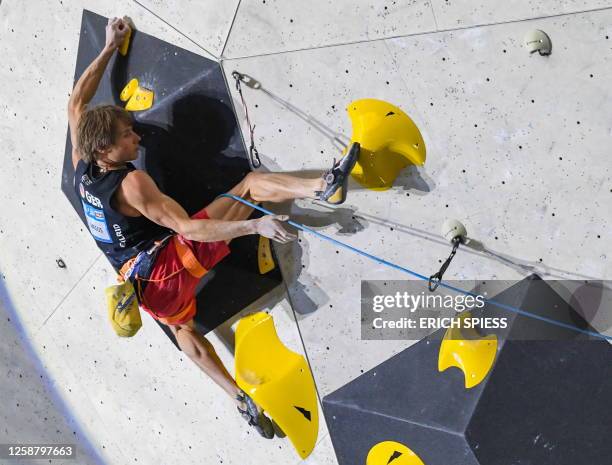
[
  {"left": 232, "top": 71, "right": 262, "bottom": 169},
  {"left": 429, "top": 237, "right": 462, "bottom": 292}
]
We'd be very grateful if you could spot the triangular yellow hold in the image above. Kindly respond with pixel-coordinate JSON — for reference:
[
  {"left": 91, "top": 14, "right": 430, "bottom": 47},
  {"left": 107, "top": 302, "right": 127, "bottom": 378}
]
[
  {"left": 257, "top": 236, "right": 276, "bottom": 274},
  {"left": 125, "top": 86, "right": 154, "bottom": 111},
  {"left": 120, "top": 78, "right": 139, "bottom": 102},
  {"left": 348, "top": 99, "right": 426, "bottom": 191},
  {"left": 366, "top": 441, "right": 426, "bottom": 465}
]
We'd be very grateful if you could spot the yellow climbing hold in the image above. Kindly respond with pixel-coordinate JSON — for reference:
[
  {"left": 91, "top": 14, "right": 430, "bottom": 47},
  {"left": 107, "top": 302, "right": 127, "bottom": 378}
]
[
  {"left": 125, "top": 85, "right": 154, "bottom": 112},
  {"left": 257, "top": 236, "right": 276, "bottom": 274},
  {"left": 348, "top": 99, "right": 426, "bottom": 191},
  {"left": 235, "top": 312, "right": 319, "bottom": 459},
  {"left": 120, "top": 78, "right": 139, "bottom": 102},
  {"left": 366, "top": 441, "right": 426, "bottom": 465},
  {"left": 438, "top": 312, "right": 498, "bottom": 389},
  {"left": 118, "top": 20, "right": 132, "bottom": 56},
  {"left": 120, "top": 77, "right": 154, "bottom": 111}
]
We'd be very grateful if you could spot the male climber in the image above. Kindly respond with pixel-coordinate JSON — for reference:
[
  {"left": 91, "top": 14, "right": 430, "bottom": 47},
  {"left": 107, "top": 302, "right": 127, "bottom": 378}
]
[{"left": 68, "top": 17, "right": 359, "bottom": 438}]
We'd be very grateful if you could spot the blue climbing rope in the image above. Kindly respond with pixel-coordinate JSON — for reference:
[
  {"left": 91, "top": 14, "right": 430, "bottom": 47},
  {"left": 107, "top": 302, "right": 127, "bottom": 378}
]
[{"left": 219, "top": 193, "right": 612, "bottom": 341}]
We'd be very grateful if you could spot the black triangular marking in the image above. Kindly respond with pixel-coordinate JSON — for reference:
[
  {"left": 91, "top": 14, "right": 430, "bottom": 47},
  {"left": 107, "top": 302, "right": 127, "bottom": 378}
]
[
  {"left": 387, "top": 450, "right": 403, "bottom": 464},
  {"left": 385, "top": 111, "right": 395, "bottom": 116},
  {"left": 294, "top": 405, "right": 312, "bottom": 421}
]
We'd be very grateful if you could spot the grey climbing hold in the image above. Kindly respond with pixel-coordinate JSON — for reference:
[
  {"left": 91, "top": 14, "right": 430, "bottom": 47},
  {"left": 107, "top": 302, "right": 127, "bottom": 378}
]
[
  {"left": 524, "top": 30, "right": 552, "bottom": 56},
  {"left": 441, "top": 219, "right": 467, "bottom": 243}
]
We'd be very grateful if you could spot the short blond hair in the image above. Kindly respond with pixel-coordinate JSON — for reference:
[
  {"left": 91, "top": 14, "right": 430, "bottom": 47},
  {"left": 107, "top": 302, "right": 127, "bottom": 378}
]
[{"left": 77, "top": 105, "right": 132, "bottom": 163}]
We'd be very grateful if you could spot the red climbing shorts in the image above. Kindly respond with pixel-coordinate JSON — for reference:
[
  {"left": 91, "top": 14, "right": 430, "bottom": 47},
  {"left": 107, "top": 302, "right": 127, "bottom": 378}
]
[{"left": 139, "top": 209, "right": 231, "bottom": 325}]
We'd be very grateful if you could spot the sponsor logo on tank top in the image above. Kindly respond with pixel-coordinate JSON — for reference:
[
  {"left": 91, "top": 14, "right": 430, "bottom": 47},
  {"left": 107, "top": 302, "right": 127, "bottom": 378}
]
[
  {"left": 82, "top": 201, "right": 112, "bottom": 243},
  {"left": 80, "top": 188, "right": 103, "bottom": 209},
  {"left": 113, "top": 224, "right": 126, "bottom": 248}
]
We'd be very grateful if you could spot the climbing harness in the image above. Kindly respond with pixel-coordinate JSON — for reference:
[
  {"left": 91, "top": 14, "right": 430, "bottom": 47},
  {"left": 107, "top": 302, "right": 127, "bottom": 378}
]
[
  {"left": 219, "top": 193, "right": 612, "bottom": 342},
  {"left": 110, "top": 234, "right": 204, "bottom": 332}
]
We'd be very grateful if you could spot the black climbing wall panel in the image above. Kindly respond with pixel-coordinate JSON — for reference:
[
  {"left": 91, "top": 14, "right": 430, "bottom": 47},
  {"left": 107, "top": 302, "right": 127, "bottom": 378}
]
[{"left": 323, "top": 276, "right": 612, "bottom": 465}]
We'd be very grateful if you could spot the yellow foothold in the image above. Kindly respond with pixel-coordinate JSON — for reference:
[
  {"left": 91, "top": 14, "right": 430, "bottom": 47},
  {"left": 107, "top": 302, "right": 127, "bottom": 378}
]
[
  {"left": 366, "top": 441, "right": 426, "bottom": 465},
  {"left": 125, "top": 86, "right": 154, "bottom": 111},
  {"left": 120, "top": 78, "right": 139, "bottom": 102},
  {"left": 438, "top": 312, "right": 498, "bottom": 389},
  {"left": 235, "top": 312, "right": 319, "bottom": 459},
  {"left": 348, "top": 99, "right": 426, "bottom": 191},
  {"left": 257, "top": 236, "right": 276, "bottom": 274},
  {"left": 118, "top": 22, "right": 132, "bottom": 56}
]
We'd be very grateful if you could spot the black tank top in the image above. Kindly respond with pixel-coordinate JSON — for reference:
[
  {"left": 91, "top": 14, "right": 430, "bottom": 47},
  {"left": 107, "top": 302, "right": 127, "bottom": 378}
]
[{"left": 74, "top": 160, "right": 171, "bottom": 269}]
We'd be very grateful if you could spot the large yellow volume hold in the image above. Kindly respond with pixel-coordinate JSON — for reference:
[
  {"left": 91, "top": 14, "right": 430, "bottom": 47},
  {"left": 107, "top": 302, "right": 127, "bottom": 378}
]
[
  {"left": 120, "top": 78, "right": 139, "bottom": 102},
  {"left": 235, "top": 312, "right": 319, "bottom": 459},
  {"left": 348, "top": 99, "right": 426, "bottom": 191},
  {"left": 125, "top": 86, "right": 154, "bottom": 111}
]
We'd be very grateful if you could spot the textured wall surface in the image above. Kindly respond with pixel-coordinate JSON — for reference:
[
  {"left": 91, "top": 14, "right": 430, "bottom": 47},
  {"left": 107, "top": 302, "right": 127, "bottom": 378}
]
[{"left": 1, "top": 1, "right": 611, "bottom": 464}]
